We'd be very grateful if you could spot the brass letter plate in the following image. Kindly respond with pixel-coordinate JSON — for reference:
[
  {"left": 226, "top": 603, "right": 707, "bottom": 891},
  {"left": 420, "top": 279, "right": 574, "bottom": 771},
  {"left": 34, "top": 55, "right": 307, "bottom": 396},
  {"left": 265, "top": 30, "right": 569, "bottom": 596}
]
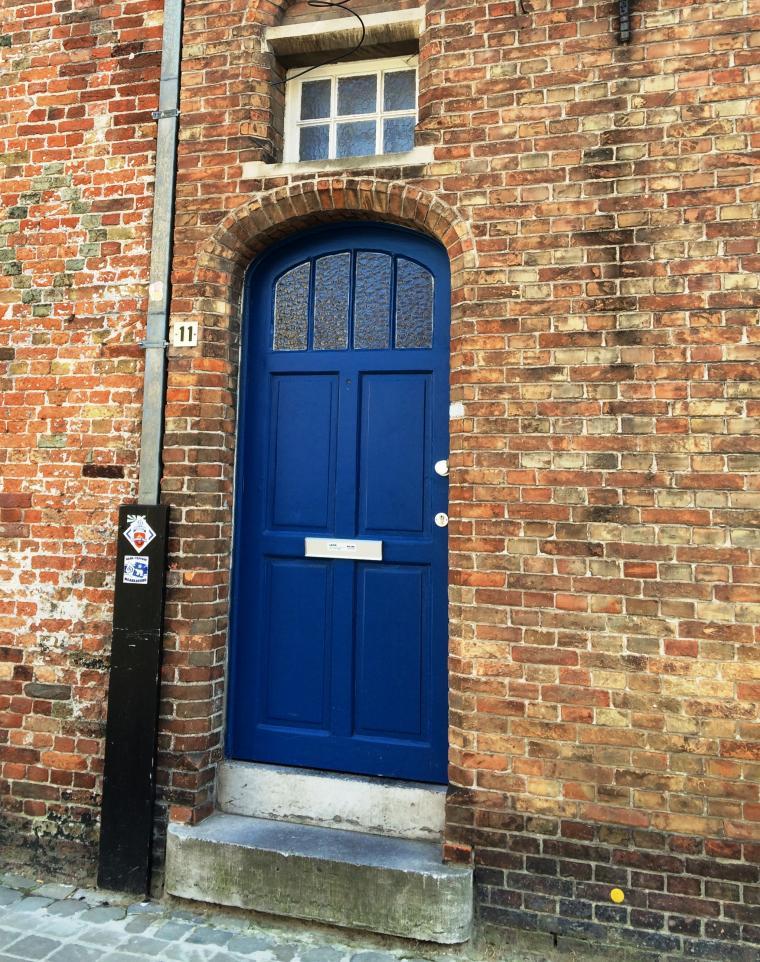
[{"left": 304, "top": 538, "right": 383, "bottom": 561}]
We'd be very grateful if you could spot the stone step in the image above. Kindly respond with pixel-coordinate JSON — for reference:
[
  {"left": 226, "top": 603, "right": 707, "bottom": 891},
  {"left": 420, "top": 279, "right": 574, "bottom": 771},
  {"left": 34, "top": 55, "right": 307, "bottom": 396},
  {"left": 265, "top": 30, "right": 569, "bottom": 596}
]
[
  {"left": 217, "top": 760, "right": 446, "bottom": 841},
  {"left": 165, "top": 812, "right": 472, "bottom": 944}
]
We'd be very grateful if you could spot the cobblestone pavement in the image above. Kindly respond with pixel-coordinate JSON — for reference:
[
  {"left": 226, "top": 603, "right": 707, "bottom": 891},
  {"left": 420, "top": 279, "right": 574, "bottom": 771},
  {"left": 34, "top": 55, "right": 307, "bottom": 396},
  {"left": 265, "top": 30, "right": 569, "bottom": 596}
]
[{"left": 0, "top": 873, "right": 492, "bottom": 962}]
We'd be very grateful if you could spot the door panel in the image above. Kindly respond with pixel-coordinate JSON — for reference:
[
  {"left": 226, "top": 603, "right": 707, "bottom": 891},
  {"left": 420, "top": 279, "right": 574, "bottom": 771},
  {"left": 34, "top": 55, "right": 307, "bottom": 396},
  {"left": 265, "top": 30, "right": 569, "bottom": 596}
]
[
  {"left": 359, "top": 373, "right": 428, "bottom": 535},
  {"left": 354, "top": 563, "right": 428, "bottom": 740},
  {"left": 268, "top": 374, "right": 338, "bottom": 530},
  {"left": 261, "top": 558, "right": 332, "bottom": 729},
  {"left": 228, "top": 223, "right": 450, "bottom": 784}
]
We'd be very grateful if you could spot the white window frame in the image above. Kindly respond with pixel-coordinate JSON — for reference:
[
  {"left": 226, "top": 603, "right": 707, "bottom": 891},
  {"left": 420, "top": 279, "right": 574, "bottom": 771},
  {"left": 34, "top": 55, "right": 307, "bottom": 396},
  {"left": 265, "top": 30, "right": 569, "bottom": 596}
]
[{"left": 283, "top": 55, "right": 419, "bottom": 164}]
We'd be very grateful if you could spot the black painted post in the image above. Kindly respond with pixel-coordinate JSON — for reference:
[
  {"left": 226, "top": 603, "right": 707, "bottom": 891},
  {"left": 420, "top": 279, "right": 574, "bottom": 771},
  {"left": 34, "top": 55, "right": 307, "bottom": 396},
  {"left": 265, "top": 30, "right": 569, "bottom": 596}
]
[{"left": 97, "top": 504, "right": 169, "bottom": 896}]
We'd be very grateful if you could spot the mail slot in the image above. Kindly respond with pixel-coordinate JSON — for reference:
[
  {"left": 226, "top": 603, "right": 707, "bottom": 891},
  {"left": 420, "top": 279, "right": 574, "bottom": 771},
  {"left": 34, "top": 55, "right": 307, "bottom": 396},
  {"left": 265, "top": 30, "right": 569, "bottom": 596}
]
[{"left": 304, "top": 538, "right": 383, "bottom": 561}]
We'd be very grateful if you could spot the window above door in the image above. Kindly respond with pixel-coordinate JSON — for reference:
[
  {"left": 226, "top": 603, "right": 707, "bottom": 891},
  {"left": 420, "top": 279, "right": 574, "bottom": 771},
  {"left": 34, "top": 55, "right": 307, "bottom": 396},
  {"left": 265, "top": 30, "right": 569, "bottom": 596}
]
[
  {"left": 284, "top": 57, "right": 418, "bottom": 164},
  {"left": 272, "top": 247, "right": 435, "bottom": 352}
]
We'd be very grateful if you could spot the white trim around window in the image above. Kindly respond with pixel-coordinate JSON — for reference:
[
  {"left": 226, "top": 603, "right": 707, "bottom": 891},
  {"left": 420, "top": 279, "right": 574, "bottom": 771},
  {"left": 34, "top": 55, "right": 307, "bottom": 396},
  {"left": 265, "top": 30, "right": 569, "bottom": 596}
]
[{"left": 283, "top": 56, "right": 419, "bottom": 164}]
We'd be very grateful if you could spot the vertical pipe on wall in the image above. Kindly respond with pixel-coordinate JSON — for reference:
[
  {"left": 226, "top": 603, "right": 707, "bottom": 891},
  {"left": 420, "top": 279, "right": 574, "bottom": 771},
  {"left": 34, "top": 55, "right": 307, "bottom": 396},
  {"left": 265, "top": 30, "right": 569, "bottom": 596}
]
[{"left": 138, "top": 0, "right": 184, "bottom": 505}]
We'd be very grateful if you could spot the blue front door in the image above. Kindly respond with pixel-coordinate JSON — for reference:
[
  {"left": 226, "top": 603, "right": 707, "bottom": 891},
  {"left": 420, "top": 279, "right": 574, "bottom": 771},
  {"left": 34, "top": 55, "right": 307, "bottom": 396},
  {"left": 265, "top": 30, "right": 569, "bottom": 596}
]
[{"left": 227, "top": 224, "right": 450, "bottom": 784}]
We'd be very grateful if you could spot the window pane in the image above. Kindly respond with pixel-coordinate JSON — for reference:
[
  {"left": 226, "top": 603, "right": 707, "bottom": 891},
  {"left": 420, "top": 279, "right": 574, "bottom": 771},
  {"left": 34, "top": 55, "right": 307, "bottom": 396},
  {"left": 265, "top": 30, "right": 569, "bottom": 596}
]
[
  {"left": 395, "top": 258, "right": 433, "bottom": 349},
  {"left": 354, "top": 252, "right": 391, "bottom": 349},
  {"left": 384, "top": 70, "right": 415, "bottom": 111},
  {"left": 300, "top": 79, "right": 331, "bottom": 120},
  {"left": 383, "top": 116, "right": 415, "bottom": 154},
  {"left": 299, "top": 125, "right": 329, "bottom": 162},
  {"left": 336, "top": 120, "right": 376, "bottom": 158},
  {"left": 274, "top": 262, "right": 310, "bottom": 351},
  {"left": 313, "top": 253, "right": 350, "bottom": 351},
  {"left": 337, "top": 74, "right": 377, "bottom": 115}
]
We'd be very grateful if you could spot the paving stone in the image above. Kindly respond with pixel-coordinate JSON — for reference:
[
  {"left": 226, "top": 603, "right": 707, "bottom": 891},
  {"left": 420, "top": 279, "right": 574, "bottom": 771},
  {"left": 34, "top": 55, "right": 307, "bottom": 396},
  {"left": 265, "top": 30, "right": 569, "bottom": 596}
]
[
  {"left": 33, "top": 884, "right": 77, "bottom": 900},
  {"left": 187, "top": 927, "right": 231, "bottom": 946},
  {"left": 271, "top": 945, "right": 298, "bottom": 962},
  {"left": 81, "top": 905, "right": 128, "bottom": 924},
  {"left": 161, "top": 942, "right": 223, "bottom": 962},
  {"left": 0, "top": 889, "right": 22, "bottom": 907},
  {"left": 46, "top": 899, "right": 89, "bottom": 917},
  {"left": 13, "top": 896, "right": 54, "bottom": 912},
  {"left": 0, "top": 933, "right": 18, "bottom": 951},
  {"left": 350, "top": 954, "right": 399, "bottom": 962},
  {"left": 124, "top": 916, "right": 159, "bottom": 934},
  {"left": 101, "top": 954, "right": 151, "bottom": 962},
  {"left": 208, "top": 955, "right": 251, "bottom": 962},
  {"left": 77, "top": 926, "right": 130, "bottom": 948},
  {"left": 154, "top": 921, "right": 195, "bottom": 941},
  {"left": 49, "top": 944, "right": 104, "bottom": 962},
  {"left": 122, "top": 935, "right": 173, "bottom": 955},
  {"left": 4, "top": 934, "right": 60, "bottom": 959},
  {"left": 0, "top": 912, "right": 29, "bottom": 932},
  {"left": 300, "top": 949, "right": 347, "bottom": 962},
  {"left": 34, "top": 915, "right": 90, "bottom": 940},
  {"left": 228, "top": 935, "right": 276, "bottom": 954}
]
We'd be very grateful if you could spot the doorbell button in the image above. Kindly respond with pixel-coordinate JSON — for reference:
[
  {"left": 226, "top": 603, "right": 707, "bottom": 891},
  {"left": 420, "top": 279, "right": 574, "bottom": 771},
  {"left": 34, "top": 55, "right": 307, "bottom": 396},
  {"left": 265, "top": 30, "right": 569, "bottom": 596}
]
[{"left": 434, "top": 513, "right": 448, "bottom": 527}]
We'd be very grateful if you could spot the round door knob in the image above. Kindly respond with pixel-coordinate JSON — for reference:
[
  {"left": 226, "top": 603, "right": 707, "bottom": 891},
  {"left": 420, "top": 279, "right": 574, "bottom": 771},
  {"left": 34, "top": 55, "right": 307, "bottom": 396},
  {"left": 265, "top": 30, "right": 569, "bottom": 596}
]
[
  {"left": 434, "top": 459, "right": 449, "bottom": 477},
  {"left": 434, "top": 512, "right": 448, "bottom": 528}
]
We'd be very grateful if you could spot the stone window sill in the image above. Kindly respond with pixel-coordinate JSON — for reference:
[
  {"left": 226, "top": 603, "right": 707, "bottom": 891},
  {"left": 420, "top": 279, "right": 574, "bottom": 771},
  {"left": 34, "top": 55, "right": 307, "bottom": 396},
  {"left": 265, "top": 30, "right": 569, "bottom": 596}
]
[{"left": 241, "top": 145, "right": 434, "bottom": 180}]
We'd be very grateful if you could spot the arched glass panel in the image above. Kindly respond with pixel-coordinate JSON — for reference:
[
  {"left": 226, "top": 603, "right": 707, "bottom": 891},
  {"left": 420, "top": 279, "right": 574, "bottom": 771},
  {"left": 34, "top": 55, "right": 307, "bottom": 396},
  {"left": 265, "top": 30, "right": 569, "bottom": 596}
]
[
  {"left": 353, "top": 252, "right": 391, "bottom": 350},
  {"left": 395, "top": 258, "right": 433, "bottom": 349},
  {"left": 273, "top": 262, "right": 310, "bottom": 351},
  {"left": 313, "top": 253, "right": 351, "bottom": 350}
]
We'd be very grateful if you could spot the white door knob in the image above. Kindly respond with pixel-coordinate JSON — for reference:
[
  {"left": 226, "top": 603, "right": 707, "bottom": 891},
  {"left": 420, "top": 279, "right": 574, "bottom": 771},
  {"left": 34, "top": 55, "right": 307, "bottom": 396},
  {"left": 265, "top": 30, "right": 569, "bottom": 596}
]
[
  {"left": 434, "top": 459, "right": 449, "bottom": 477},
  {"left": 434, "top": 513, "right": 448, "bottom": 528}
]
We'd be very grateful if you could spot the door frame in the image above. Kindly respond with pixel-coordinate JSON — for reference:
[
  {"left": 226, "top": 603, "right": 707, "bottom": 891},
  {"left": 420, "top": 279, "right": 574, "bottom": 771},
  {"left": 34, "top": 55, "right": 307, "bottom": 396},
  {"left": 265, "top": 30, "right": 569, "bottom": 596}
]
[{"left": 225, "top": 221, "right": 451, "bottom": 784}]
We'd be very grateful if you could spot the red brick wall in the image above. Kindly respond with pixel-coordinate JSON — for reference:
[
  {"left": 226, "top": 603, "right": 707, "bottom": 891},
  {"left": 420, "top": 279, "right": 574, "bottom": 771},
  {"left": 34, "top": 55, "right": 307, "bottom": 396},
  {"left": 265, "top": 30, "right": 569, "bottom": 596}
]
[
  {"left": 2, "top": 0, "right": 759, "bottom": 954},
  {"left": 0, "top": 0, "right": 162, "bottom": 874}
]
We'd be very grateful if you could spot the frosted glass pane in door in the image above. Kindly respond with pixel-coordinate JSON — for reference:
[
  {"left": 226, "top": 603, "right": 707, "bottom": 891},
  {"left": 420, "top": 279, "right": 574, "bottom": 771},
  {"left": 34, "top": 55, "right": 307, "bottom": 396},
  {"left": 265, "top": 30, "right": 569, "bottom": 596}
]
[
  {"left": 353, "top": 252, "right": 391, "bottom": 350},
  {"left": 314, "top": 253, "right": 350, "bottom": 350},
  {"left": 395, "top": 258, "right": 434, "bottom": 349},
  {"left": 273, "top": 262, "right": 310, "bottom": 351}
]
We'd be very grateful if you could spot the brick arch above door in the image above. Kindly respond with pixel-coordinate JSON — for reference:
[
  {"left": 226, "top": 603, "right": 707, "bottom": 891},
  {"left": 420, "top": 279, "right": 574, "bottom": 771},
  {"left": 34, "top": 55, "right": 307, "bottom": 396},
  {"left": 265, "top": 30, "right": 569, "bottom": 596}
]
[{"left": 193, "top": 178, "right": 476, "bottom": 340}]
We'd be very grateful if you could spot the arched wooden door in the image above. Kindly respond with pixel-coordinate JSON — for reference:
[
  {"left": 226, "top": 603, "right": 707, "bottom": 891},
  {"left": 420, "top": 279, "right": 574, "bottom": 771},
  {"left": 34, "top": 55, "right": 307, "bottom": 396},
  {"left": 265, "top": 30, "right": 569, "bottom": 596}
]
[{"left": 227, "top": 223, "right": 450, "bottom": 783}]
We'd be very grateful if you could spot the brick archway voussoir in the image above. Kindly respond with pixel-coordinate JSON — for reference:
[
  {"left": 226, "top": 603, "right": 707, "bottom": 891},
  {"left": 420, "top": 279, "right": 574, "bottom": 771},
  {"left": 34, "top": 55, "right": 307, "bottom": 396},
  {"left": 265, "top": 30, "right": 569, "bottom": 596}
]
[{"left": 194, "top": 178, "right": 476, "bottom": 300}]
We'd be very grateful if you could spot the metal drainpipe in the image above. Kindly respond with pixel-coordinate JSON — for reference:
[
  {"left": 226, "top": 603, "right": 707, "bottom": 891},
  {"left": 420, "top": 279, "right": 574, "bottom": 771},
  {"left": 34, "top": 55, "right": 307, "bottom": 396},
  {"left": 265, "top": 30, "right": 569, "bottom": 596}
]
[{"left": 139, "top": 0, "right": 184, "bottom": 504}]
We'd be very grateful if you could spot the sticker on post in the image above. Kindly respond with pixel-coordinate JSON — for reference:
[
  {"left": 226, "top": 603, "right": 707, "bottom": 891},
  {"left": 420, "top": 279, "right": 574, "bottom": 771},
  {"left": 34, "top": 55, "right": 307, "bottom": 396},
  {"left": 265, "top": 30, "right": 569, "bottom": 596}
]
[
  {"left": 123, "top": 555, "right": 149, "bottom": 585},
  {"left": 123, "top": 514, "right": 156, "bottom": 553}
]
